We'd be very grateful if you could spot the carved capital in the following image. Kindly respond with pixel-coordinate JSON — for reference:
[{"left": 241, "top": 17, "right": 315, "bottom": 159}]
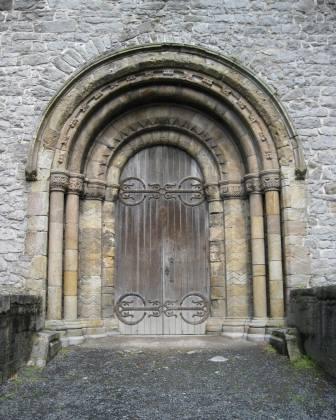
[
  {"left": 204, "top": 183, "right": 220, "bottom": 202},
  {"left": 85, "top": 180, "right": 106, "bottom": 201},
  {"left": 244, "top": 174, "right": 262, "bottom": 194},
  {"left": 219, "top": 181, "right": 245, "bottom": 200},
  {"left": 25, "top": 169, "right": 37, "bottom": 182},
  {"left": 68, "top": 173, "right": 84, "bottom": 195},
  {"left": 50, "top": 171, "right": 69, "bottom": 192},
  {"left": 261, "top": 170, "right": 281, "bottom": 192}
]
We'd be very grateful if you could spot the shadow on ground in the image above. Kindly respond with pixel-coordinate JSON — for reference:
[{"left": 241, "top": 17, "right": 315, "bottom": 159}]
[{"left": 0, "top": 336, "right": 335, "bottom": 419}]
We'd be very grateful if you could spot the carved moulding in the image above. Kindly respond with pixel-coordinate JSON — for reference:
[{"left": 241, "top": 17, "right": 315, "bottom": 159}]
[
  {"left": 84, "top": 179, "right": 106, "bottom": 201},
  {"left": 26, "top": 45, "right": 306, "bottom": 182},
  {"left": 49, "top": 70, "right": 274, "bottom": 166},
  {"left": 105, "top": 184, "right": 119, "bottom": 202},
  {"left": 219, "top": 181, "right": 246, "bottom": 200},
  {"left": 58, "top": 79, "right": 276, "bottom": 178},
  {"left": 204, "top": 183, "right": 221, "bottom": 202},
  {"left": 100, "top": 115, "right": 227, "bottom": 180},
  {"left": 50, "top": 171, "right": 69, "bottom": 192},
  {"left": 104, "top": 125, "right": 222, "bottom": 187}
]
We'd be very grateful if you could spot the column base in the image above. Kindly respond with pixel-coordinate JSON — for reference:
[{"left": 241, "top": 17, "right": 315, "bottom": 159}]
[
  {"left": 266, "top": 317, "right": 286, "bottom": 328},
  {"left": 44, "top": 317, "right": 286, "bottom": 346},
  {"left": 45, "top": 318, "right": 120, "bottom": 346},
  {"left": 209, "top": 317, "right": 285, "bottom": 342},
  {"left": 221, "top": 317, "right": 271, "bottom": 341},
  {"left": 222, "top": 318, "right": 250, "bottom": 339},
  {"left": 206, "top": 316, "right": 224, "bottom": 333},
  {"left": 247, "top": 318, "right": 268, "bottom": 341},
  {"left": 221, "top": 317, "right": 285, "bottom": 342}
]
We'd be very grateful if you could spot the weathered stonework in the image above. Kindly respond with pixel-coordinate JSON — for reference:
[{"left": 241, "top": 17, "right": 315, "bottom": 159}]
[
  {"left": 288, "top": 286, "right": 336, "bottom": 378},
  {"left": 0, "top": 1, "right": 335, "bottom": 338},
  {"left": 0, "top": 295, "right": 42, "bottom": 382}
]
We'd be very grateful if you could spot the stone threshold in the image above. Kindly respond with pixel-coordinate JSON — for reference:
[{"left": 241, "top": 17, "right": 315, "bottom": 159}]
[
  {"left": 44, "top": 317, "right": 285, "bottom": 346},
  {"left": 45, "top": 318, "right": 120, "bottom": 346}
]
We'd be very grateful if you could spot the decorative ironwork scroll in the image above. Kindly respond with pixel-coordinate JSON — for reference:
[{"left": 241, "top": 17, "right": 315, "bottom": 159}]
[
  {"left": 115, "top": 293, "right": 162, "bottom": 325},
  {"left": 115, "top": 292, "right": 210, "bottom": 325},
  {"left": 118, "top": 176, "right": 205, "bottom": 206}
]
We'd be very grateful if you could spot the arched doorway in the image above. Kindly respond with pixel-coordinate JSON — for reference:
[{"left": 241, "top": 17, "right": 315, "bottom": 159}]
[
  {"left": 115, "top": 145, "right": 210, "bottom": 334},
  {"left": 25, "top": 44, "right": 307, "bottom": 342}
]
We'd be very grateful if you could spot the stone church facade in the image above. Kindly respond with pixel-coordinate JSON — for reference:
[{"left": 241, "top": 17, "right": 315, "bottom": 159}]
[{"left": 0, "top": 0, "right": 335, "bottom": 342}]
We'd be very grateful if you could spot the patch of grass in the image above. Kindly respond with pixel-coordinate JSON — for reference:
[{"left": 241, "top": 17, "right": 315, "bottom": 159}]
[
  {"left": 292, "top": 355, "right": 317, "bottom": 370},
  {"left": 20, "top": 366, "right": 43, "bottom": 381},
  {"left": 5, "top": 366, "right": 43, "bottom": 389},
  {"left": 0, "top": 391, "right": 17, "bottom": 401},
  {"left": 58, "top": 346, "right": 73, "bottom": 358},
  {"left": 264, "top": 344, "right": 277, "bottom": 354}
]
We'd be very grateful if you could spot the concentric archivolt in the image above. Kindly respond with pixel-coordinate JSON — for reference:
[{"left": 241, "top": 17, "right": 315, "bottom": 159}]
[
  {"left": 85, "top": 105, "right": 245, "bottom": 184},
  {"left": 26, "top": 44, "right": 306, "bottom": 182}
]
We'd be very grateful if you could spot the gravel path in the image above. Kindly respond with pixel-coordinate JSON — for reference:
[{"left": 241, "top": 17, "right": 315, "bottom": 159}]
[{"left": 0, "top": 336, "right": 335, "bottom": 420}]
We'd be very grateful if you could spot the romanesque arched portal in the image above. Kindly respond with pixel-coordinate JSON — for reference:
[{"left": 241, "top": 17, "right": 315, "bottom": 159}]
[{"left": 26, "top": 44, "right": 306, "bottom": 341}]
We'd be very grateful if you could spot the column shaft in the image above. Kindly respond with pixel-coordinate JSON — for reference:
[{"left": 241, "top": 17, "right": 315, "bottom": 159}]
[
  {"left": 249, "top": 192, "right": 267, "bottom": 318},
  {"left": 205, "top": 184, "right": 226, "bottom": 318},
  {"left": 265, "top": 190, "right": 284, "bottom": 318},
  {"left": 47, "top": 172, "right": 68, "bottom": 320},
  {"left": 220, "top": 181, "right": 248, "bottom": 319},
  {"left": 63, "top": 175, "right": 83, "bottom": 320},
  {"left": 64, "top": 193, "right": 80, "bottom": 319},
  {"left": 224, "top": 198, "right": 249, "bottom": 318},
  {"left": 78, "top": 180, "right": 105, "bottom": 319}
]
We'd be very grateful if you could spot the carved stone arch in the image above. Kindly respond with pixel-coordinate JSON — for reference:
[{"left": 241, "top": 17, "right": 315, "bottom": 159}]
[
  {"left": 104, "top": 130, "right": 222, "bottom": 187},
  {"left": 26, "top": 44, "right": 305, "bottom": 180},
  {"left": 54, "top": 81, "right": 277, "bottom": 175},
  {"left": 25, "top": 44, "right": 308, "bottom": 341},
  {"left": 84, "top": 106, "right": 245, "bottom": 184}
]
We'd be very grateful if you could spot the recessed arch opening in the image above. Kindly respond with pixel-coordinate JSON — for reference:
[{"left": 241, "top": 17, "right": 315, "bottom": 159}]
[{"left": 25, "top": 44, "right": 307, "bottom": 340}]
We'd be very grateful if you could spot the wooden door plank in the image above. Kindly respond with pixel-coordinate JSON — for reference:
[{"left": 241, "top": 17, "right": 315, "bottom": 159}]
[{"left": 115, "top": 145, "right": 209, "bottom": 335}]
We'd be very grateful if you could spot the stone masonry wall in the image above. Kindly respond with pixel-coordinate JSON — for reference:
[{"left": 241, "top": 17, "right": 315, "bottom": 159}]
[{"left": 0, "top": 0, "right": 335, "bottom": 294}]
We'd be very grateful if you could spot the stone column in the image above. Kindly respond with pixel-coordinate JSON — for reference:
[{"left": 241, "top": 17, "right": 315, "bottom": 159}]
[
  {"left": 78, "top": 180, "right": 106, "bottom": 319},
  {"left": 63, "top": 174, "right": 84, "bottom": 320},
  {"left": 220, "top": 181, "right": 249, "bottom": 318},
  {"left": 245, "top": 174, "right": 267, "bottom": 319},
  {"left": 205, "top": 183, "right": 226, "bottom": 323},
  {"left": 261, "top": 170, "right": 284, "bottom": 319},
  {"left": 47, "top": 171, "right": 69, "bottom": 320},
  {"left": 102, "top": 184, "right": 119, "bottom": 319}
]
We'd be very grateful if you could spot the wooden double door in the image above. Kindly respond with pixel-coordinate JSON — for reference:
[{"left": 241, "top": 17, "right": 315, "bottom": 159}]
[{"left": 115, "top": 146, "right": 210, "bottom": 334}]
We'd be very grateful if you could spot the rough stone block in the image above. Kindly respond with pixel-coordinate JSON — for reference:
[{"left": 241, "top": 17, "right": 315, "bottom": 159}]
[
  {"left": 289, "top": 286, "right": 336, "bottom": 378},
  {"left": 0, "top": 295, "right": 42, "bottom": 382},
  {"left": 0, "top": 0, "right": 12, "bottom": 11},
  {"left": 270, "top": 329, "right": 288, "bottom": 356},
  {"left": 31, "top": 255, "right": 47, "bottom": 280},
  {"left": 27, "top": 192, "right": 49, "bottom": 216},
  {"left": 28, "top": 330, "right": 61, "bottom": 368},
  {"left": 25, "top": 231, "right": 48, "bottom": 256}
]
